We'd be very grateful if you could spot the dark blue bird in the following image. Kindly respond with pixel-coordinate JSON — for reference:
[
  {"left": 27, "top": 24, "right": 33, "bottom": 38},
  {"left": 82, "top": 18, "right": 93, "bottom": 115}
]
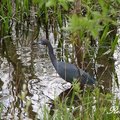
[{"left": 38, "top": 38, "right": 95, "bottom": 86}]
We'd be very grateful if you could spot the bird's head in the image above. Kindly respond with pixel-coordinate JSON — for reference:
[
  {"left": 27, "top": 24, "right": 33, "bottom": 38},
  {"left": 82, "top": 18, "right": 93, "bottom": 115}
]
[
  {"left": 32, "top": 38, "right": 50, "bottom": 46},
  {"left": 38, "top": 38, "right": 50, "bottom": 46}
]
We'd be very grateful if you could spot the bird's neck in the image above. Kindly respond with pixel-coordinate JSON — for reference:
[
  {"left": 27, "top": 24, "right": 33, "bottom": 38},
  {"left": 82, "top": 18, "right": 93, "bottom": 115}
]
[{"left": 48, "top": 43, "right": 57, "bottom": 69}]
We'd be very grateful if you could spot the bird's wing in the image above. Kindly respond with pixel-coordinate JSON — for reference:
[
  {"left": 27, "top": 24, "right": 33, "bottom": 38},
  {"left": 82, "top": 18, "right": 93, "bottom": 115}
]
[
  {"left": 56, "top": 61, "right": 79, "bottom": 81},
  {"left": 78, "top": 69, "right": 95, "bottom": 85},
  {"left": 57, "top": 61, "right": 78, "bottom": 73}
]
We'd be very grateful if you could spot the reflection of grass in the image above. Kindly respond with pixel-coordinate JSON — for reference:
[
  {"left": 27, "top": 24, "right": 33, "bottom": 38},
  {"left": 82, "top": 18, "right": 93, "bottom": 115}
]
[
  {"left": 0, "top": 103, "right": 3, "bottom": 119},
  {"left": 43, "top": 83, "right": 120, "bottom": 120},
  {"left": 19, "top": 84, "right": 32, "bottom": 118}
]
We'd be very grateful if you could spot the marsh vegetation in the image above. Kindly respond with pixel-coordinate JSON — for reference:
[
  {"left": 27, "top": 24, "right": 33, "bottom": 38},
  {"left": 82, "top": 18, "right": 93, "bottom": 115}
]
[{"left": 0, "top": 0, "right": 120, "bottom": 119}]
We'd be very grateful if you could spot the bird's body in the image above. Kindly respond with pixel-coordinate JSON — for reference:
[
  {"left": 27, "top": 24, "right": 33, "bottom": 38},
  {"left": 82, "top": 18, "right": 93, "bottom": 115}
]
[
  {"left": 38, "top": 38, "right": 95, "bottom": 86},
  {"left": 55, "top": 61, "right": 79, "bottom": 83},
  {"left": 56, "top": 61, "right": 95, "bottom": 85}
]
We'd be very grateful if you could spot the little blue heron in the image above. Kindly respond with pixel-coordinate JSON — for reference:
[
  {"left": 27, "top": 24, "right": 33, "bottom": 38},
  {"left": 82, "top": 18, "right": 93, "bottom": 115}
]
[{"left": 37, "top": 38, "right": 95, "bottom": 86}]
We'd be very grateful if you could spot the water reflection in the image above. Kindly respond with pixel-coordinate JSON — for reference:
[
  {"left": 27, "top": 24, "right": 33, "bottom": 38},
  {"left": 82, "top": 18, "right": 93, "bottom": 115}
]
[
  {"left": 0, "top": 37, "right": 71, "bottom": 119},
  {"left": 113, "top": 28, "right": 120, "bottom": 99}
]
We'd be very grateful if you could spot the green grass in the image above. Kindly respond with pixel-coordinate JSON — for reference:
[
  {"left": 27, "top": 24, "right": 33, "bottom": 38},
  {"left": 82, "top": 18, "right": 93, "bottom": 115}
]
[{"left": 43, "top": 84, "right": 120, "bottom": 120}]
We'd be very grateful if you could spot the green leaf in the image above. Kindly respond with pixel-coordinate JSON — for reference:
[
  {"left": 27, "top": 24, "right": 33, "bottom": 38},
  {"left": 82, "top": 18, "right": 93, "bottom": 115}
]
[
  {"left": 111, "top": 35, "right": 119, "bottom": 53},
  {"left": 46, "top": 0, "right": 56, "bottom": 7},
  {"left": 59, "top": 0, "right": 68, "bottom": 10},
  {"left": 99, "top": 25, "right": 109, "bottom": 45}
]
